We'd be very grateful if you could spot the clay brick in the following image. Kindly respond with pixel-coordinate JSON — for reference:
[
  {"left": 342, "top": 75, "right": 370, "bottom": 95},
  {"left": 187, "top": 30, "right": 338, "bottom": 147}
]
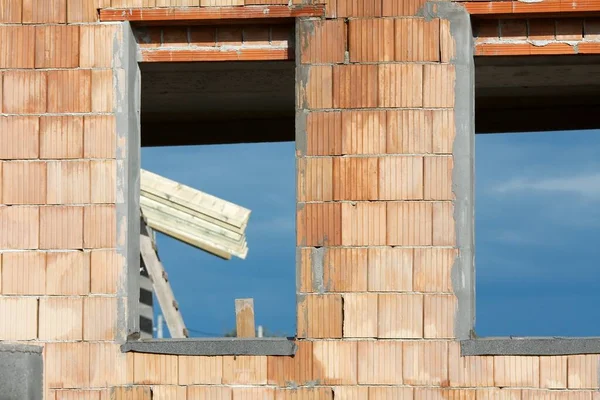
[
  {"left": 343, "top": 293, "right": 377, "bottom": 338},
  {"left": 473, "top": 20, "right": 500, "bottom": 41},
  {"left": 424, "top": 294, "right": 455, "bottom": 338},
  {"left": 91, "top": 69, "right": 113, "bottom": 113},
  {"left": 378, "top": 293, "right": 423, "bottom": 338},
  {"left": 1, "top": 251, "right": 45, "bottom": 294},
  {"left": 300, "top": 20, "right": 346, "bottom": 64},
  {"left": 424, "top": 156, "right": 453, "bottom": 200},
  {"left": 567, "top": 355, "right": 599, "bottom": 389},
  {"left": 217, "top": 26, "right": 243, "bottom": 45},
  {"left": 0, "top": 26, "right": 35, "bottom": 68},
  {"left": 494, "top": 356, "right": 540, "bottom": 387},
  {"left": 0, "top": 297, "right": 37, "bottom": 340},
  {"left": 80, "top": 25, "right": 117, "bottom": 67},
  {"left": 112, "top": 387, "right": 152, "bottom": 400},
  {"left": 46, "top": 342, "right": 90, "bottom": 388},
  {"left": 83, "top": 296, "right": 116, "bottom": 340},
  {"left": 35, "top": 25, "right": 79, "bottom": 68},
  {"left": 0, "top": 0, "right": 22, "bottom": 22},
  {"left": 40, "top": 206, "right": 84, "bottom": 249},
  {"left": 349, "top": 19, "right": 394, "bottom": 62},
  {"left": 84, "top": 205, "right": 116, "bottom": 248},
  {"left": 341, "top": 202, "right": 386, "bottom": 245},
  {"left": 90, "top": 249, "right": 120, "bottom": 294},
  {"left": 89, "top": 342, "right": 128, "bottom": 387},
  {"left": 378, "top": 64, "right": 423, "bottom": 107},
  {"left": 337, "top": 0, "right": 381, "bottom": 17},
  {"left": 299, "top": 248, "right": 313, "bottom": 293},
  {"left": 46, "top": 251, "right": 90, "bottom": 295},
  {"left": 440, "top": 19, "right": 455, "bottom": 63},
  {"left": 584, "top": 19, "right": 600, "bottom": 39},
  {"left": 232, "top": 388, "right": 275, "bottom": 400},
  {"left": 369, "top": 387, "right": 412, "bottom": 400},
  {"left": 297, "top": 294, "right": 342, "bottom": 338},
  {"left": 556, "top": 19, "right": 583, "bottom": 40},
  {"left": 133, "top": 353, "right": 178, "bottom": 384},
  {"left": 433, "top": 202, "right": 455, "bottom": 246},
  {"left": 333, "top": 157, "right": 378, "bottom": 201},
  {"left": 275, "top": 388, "right": 333, "bottom": 400},
  {"left": 190, "top": 26, "right": 216, "bottom": 46},
  {"left": 0, "top": 206, "right": 39, "bottom": 250},
  {"left": 0, "top": 117, "right": 39, "bottom": 159},
  {"left": 521, "top": 390, "right": 590, "bottom": 400},
  {"left": 386, "top": 202, "right": 432, "bottom": 246},
  {"left": 150, "top": 386, "right": 186, "bottom": 400},
  {"left": 333, "top": 65, "right": 378, "bottom": 108},
  {"left": 156, "top": 0, "right": 198, "bottom": 6},
  {"left": 312, "top": 341, "right": 357, "bottom": 385},
  {"left": 386, "top": 110, "right": 433, "bottom": 154},
  {"left": 135, "top": 27, "right": 161, "bottom": 48},
  {"left": 403, "top": 341, "right": 449, "bottom": 386},
  {"left": 67, "top": 0, "right": 98, "bottom": 22},
  {"left": 500, "top": 19, "right": 527, "bottom": 39},
  {"left": 417, "top": 389, "right": 476, "bottom": 400},
  {"left": 39, "top": 297, "right": 83, "bottom": 340},
  {"left": 449, "top": 342, "right": 494, "bottom": 387},
  {"left": 2, "top": 161, "right": 47, "bottom": 205},
  {"left": 47, "top": 70, "right": 91, "bottom": 113},
  {"left": 297, "top": 203, "right": 341, "bottom": 247},
  {"left": 529, "top": 19, "right": 556, "bottom": 40},
  {"left": 540, "top": 356, "right": 567, "bottom": 389},
  {"left": 91, "top": 159, "right": 116, "bottom": 203},
  {"left": 23, "top": 0, "right": 66, "bottom": 22},
  {"left": 341, "top": 110, "right": 386, "bottom": 155},
  {"left": 358, "top": 341, "right": 403, "bottom": 384},
  {"left": 201, "top": 0, "right": 242, "bottom": 6},
  {"left": 423, "top": 64, "right": 455, "bottom": 108},
  {"left": 378, "top": 156, "right": 424, "bottom": 200},
  {"left": 396, "top": 18, "right": 440, "bottom": 61},
  {"left": 222, "top": 356, "right": 267, "bottom": 384},
  {"left": 243, "top": 26, "right": 270, "bottom": 45},
  {"left": 3, "top": 71, "right": 47, "bottom": 113},
  {"left": 267, "top": 341, "right": 313, "bottom": 386},
  {"left": 40, "top": 116, "right": 84, "bottom": 159},
  {"left": 299, "top": 66, "right": 333, "bottom": 109},
  {"left": 162, "top": 27, "right": 189, "bottom": 46},
  {"left": 55, "top": 390, "right": 102, "bottom": 400},
  {"left": 271, "top": 25, "right": 292, "bottom": 46},
  {"left": 383, "top": 0, "right": 426, "bottom": 16},
  {"left": 323, "top": 247, "right": 368, "bottom": 292},
  {"left": 47, "top": 161, "right": 91, "bottom": 204},
  {"left": 432, "top": 110, "right": 455, "bottom": 154},
  {"left": 178, "top": 356, "right": 222, "bottom": 384},
  {"left": 367, "top": 247, "right": 412, "bottom": 291},
  {"left": 187, "top": 386, "right": 231, "bottom": 400},
  {"left": 298, "top": 158, "right": 333, "bottom": 202},
  {"left": 84, "top": 115, "right": 116, "bottom": 159},
  {"left": 414, "top": 248, "right": 455, "bottom": 293},
  {"left": 334, "top": 387, "right": 368, "bottom": 400},
  {"left": 305, "top": 111, "right": 342, "bottom": 156}
]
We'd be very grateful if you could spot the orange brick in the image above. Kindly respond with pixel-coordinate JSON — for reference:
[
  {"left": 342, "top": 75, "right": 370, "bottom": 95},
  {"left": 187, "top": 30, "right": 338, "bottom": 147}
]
[
  {"left": 556, "top": 19, "right": 583, "bottom": 40},
  {"left": 300, "top": 19, "right": 345, "bottom": 64},
  {"left": 54, "top": 390, "right": 103, "bottom": 400},
  {"left": 341, "top": 110, "right": 386, "bottom": 155},
  {"left": 298, "top": 157, "right": 333, "bottom": 202},
  {"left": 0, "top": 206, "right": 39, "bottom": 249},
  {"left": 473, "top": 20, "right": 500, "bottom": 41},
  {"left": 271, "top": 25, "right": 291, "bottom": 46},
  {"left": 47, "top": 161, "right": 91, "bottom": 204},
  {"left": 333, "top": 387, "right": 368, "bottom": 400},
  {"left": 378, "top": 293, "right": 423, "bottom": 338},
  {"left": 46, "top": 251, "right": 90, "bottom": 295},
  {"left": 156, "top": 0, "right": 198, "bottom": 6},
  {"left": 449, "top": 341, "right": 494, "bottom": 387},
  {"left": 378, "top": 156, "right": 424, "bottom": 200},
  {"left": 386, "top": 110, "right": 433, "bottom": 154},
  {"left": 243, "top": 25, "right": 271, "bottom": 46},
  {"left": 358, "top": 341, "right": 403, "bottom": 384},
  {"left": 84, "top": 115, "right": 116, "bottom": 159},
  {"left": 91, "top": 69, "right": 113, "bottom": 113},
  {"left": 80, "top": 25, "right": 117, "bottom": 67},
  {"left": 383, "top": 0, "right": 425, "bottom": 16},
  {"left": 378, "top": 64, "right": 422, "bottom": 107},
  {"left": 333, "top": 65, "right": 378, "bottom": 108},
  {"left": 396, "top": 18, "right": 440, "bottom": 61},
  {"left": 89, "top": 342, "right": 128, "bottom": 387},
  {"left": 83, "top": 296, "right": 116, "bottom": 340},
  {"left": 386, "top": 202, "right": 432, "bottom": 245},
  {"left": 40, "top": 206, "right": 83, "bottom": 250},
  {"left": 178, "top": 356, "right": 222, "bottom": 384},
  {"left": 35, "top": 25, "right": 79, "bottom": 68},
  {"left": 341, "top": 202, "right": 386, "bottom": 245},
  {"left": 90, "top": 249, "right": 120, "bottom": 294},
  {"left": 432, "top": 110, "right": 455, "bottom": 154},
  {"left": 0, "top": 26, "right": 36, "bottom": 68},
  {"left": 47, "top": 70, "right": 91, "bottom": 113},
  {"left": 337, "top": 0, "right": 381, "bottom": 17},
  {"left": 433, "top": 202, "right": 455, "bottom": 246},
  {"left": 333, "top": 157, "right": 378, "bottom": 201},
  {"left": 46, "top": 342, "right": 90, "bottom": 388},
  {"left": 187, "top": 387, "right": 231, "bottom": 400},
  {"left": 425, "top": 156, "right": 453, "bottom": 200},
  {"left": 0, "top": 117, "right": 39, "bottom": 160},
  {"left": 298, "top": 248, "right": 312, "bottom": 293},
  {"left": 0, "top": 0, "right": 22, "bottom": 22},
  {"left": 3, "top": 71, "right": 47, "bottom": 113},
  {"left": 403, "top": 341, "right": 448, "bottom": 385},
  {"left": 297, "top": 203, "right": 341, "bottom": 247},
  {"left": 424, "top": 294, "right": 455, "bottom": 338},
  {"left": 567, "top": 354, "right": 599, "bottom": 389},
  {"left": 91, "top": 160, "right": 116, "bottom": 203},
  {"left": 529, "top": 19, "right": 555, "bottom": 40},
  {"left": 417, "top": 389, "right": 476, "bottom": 400},
  {"left": 112, "top": 387, "right": 152, "bottom": 400},
  {"left": 584, "top": 19, "right": 600, "bottom": 40},
  {"left": 162, "top": 27, "right": 188, "bottom": 46},
  {"left": 39, "top": 297, "right": 83, "bottom": 340},
  {"left": 323, "top": 247, "right": 368, "bottom": 292},
  {"left": 494, "top": 356, "right": 540, "bottom": 387},
  {"left": 133, "top": 353, "right": 178, "bottom": 384},
  {"left": 300, "top": 66, "right": 333, "bottom": 110},
  {"left": 267, "top": 341, "right": 313, "bottom": 386},
  {"left": 2, "top": 161, "right": 47, "bottom": 205},
  {"left": 369, "top": 387, "right": 412, "bottom": 400},
  {"left": 23, "top": 0, "right": 66, "bottom": 22},
  {"left": 440, "top": 19, "right": 455, "bottom": 63},
  {"left": 222, "top": 356, "right": 267, "bottom": 384},
  {"left": 84, "top": 205, "right": 116, "bottom": 248},
  {"left": 0, "top": 297, "right": 37, "bottom": 340},
  {"left": 297, "top": 294, "right": 342, "bottom": 338},
  {"left": 367, "top": 247, "right": 413, "bottom": 291},
  {"left": 349, "top": 19, "right": 394, "bottom": 62},
  {"left": 1, "top": 251, "right": 46, "bottom": 294},
  {"left": 67, "top": 0, "right": 98, "bottom": 22},
  {"left": 275, "top": 388, "right": 333, "bottom": 400},
  {"left": 217, "top": 26, "right": 243, "bottom": 45},
  {"left": 232, "top": 388, "right": 275, "bottom": 400},
  {"left": 313, "top": 341, "right": 357, "bottom": 385},
  {"left": 500, "top": 19, "right": 527, "bottom": 39},
  {"left": 190, "top": 26, "right": 216, "bottom": 46},
  {"left": 150, "top": 386, "right": 186, "bottom": 400},
  {"left": 423, "top": 64, "right": 455, "bottom": 108},
  {"left": 343, "top": 293, "right": 377, "bottom": 338},
  {"left": 540, "top": 356, "right": 567, "bottom": 389},
  {"left": 40, "top": 116, "right": 84, "bottom": 159},
  {"left": 135, "top": 27, "right": 161, "bottom": 48},
  {"left": 414, "top": 248, "right": 455, "bottom": 293},
  {"left": 305, "top": 111, "right": 342, "bottom": 156}
]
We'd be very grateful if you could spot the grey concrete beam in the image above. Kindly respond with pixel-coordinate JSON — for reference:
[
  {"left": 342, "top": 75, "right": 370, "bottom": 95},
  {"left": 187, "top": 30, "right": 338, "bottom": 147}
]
[
  {"left": 0, "top": 344, "right": 43, "bottom": 400},
  {"left": 461, "top": 338, "right": 600, "bottom": 356},
  {"left": 121, "top": 338, "right": 297, "bottom": 356}
]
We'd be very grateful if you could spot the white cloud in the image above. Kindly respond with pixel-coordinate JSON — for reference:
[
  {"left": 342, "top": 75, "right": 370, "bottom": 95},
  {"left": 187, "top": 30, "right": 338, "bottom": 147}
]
[{"left": 492, "top": 173, "right": 600, "bottom": 199}]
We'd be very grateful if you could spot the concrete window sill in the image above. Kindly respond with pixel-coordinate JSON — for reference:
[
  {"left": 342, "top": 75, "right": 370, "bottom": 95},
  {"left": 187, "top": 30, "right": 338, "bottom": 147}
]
[
  {"left": 461, "top": 337, "right": 600, "bottom": 356},
  {"left": 121, "top": 337, "right": 297, "bottom": 356}
]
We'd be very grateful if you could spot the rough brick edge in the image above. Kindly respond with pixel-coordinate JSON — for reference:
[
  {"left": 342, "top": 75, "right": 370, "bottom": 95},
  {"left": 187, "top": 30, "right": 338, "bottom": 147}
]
[
  {"left": 462, "top": 338, "right": 600, "bottom": 356},
  {"left": 462, "top": 0, "right": 600, "bottom": 16},
  {"left": 140, "top": 48, "right": 293, "bottom": 62},
  {"left": 121, "top": 338, "right": 297, "bottom": 356}
]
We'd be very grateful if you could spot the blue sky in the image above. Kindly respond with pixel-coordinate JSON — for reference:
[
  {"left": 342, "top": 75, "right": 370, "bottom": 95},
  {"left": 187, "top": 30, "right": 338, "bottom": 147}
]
[{"left": 141, "top": 129, "right": 599, "bottom": 338}]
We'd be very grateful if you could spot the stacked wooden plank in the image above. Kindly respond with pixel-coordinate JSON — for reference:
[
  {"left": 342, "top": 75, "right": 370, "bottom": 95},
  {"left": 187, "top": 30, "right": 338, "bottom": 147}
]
[{"left": 140, "top": 169, "right": 250, "bottom": 260}]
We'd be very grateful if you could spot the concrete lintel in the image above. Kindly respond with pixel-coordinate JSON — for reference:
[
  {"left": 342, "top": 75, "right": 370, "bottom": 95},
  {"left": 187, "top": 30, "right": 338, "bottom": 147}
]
[
  {"left": 461, "top": 338, "right": 600, "bottom": 356},
  {"left": 121, "top": 338, "right": 297, "bottom": 356},
  {"left": 0, "top": 343, "right": 43, "bottom": 400}
]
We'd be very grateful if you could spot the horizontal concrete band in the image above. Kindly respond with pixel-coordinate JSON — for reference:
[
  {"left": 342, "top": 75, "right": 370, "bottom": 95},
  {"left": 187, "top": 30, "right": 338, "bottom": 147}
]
[
  {"left": 0, "top": 344, "right": 43, "bottom": 354},
  {"left": 121, "top": 338, "right": 297, "bottom": 356},
  {"left": 461, "top": 338, "right": 600, "bottom": 356}
]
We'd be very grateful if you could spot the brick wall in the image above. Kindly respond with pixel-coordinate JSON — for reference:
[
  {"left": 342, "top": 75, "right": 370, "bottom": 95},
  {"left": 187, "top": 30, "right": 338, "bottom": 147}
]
[{"left": 0, "top": 0, "right": 599, "bottom": 399}]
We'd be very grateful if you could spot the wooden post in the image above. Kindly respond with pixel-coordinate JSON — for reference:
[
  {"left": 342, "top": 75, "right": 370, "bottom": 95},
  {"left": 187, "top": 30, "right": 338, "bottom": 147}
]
[{"left": 235, "top": 298, "right": 256, "bottom": 338}]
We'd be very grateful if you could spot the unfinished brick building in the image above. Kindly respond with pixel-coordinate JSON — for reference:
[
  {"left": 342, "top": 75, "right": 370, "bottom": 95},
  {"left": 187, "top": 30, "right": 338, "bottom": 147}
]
[{"left": 0, "top": 0, "right": 599, "bottom": 398}]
